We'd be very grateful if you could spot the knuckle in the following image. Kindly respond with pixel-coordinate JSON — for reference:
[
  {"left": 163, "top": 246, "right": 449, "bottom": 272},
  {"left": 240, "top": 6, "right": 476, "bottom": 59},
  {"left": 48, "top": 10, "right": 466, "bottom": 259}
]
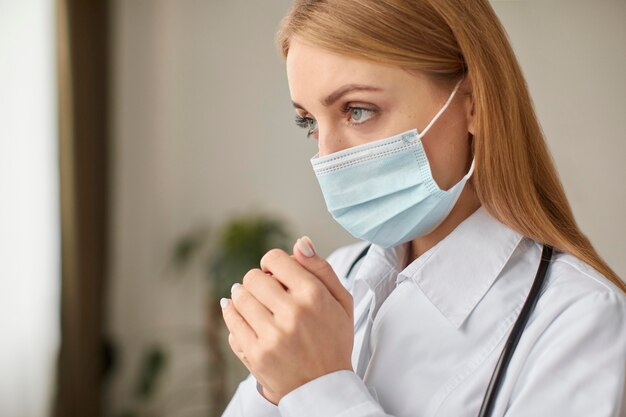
[
  {"left": 233, "top": 287, "right": 251, "bottom": 305},
  {"left": 242, "top": 268, "right": 261, "bottom": 288},
  {"left": 260, "top": 248, "right": 286, "bottom": 267},
  {"left": 302, "top": 283, "right": 324, "bottom": 306}
]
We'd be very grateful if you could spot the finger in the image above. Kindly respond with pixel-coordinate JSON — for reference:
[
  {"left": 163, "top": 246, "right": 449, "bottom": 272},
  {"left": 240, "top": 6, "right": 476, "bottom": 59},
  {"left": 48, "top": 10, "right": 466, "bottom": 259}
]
[
  {"left": 230, "top": 283, "right": 275, "bottom": 337},
  {"left": 293, "top": 236, "right": 353, "bottom": 317},
  {"left": 228, "top": 332, "right": 249, "bottom": 365},
  {"left": 243, "top": 268, "right": 291, "bottom": 314},
  {"left": 259, "top": 248, "right": 321, "bottom": 293},
  {"left": 221, "top": 297, "right": 257, "bottom": 348},
  {"left": 228, "top": 332, "right": 243, "bottom": 354},
  {"left": 227, "top": 333, "right": 275, "bottom": 393}
]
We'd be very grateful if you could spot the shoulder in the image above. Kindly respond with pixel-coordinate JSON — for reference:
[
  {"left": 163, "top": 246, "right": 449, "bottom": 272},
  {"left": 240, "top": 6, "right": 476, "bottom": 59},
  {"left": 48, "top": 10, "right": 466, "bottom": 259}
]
[
  {"left": 536, "top": 247, "right": 626, "bottom": 337},
  {"left": 544, "top": 249, "right": 626, "bottom": 306},
  {"left": 508, "top": 245, "right": 626, "bottom": 413}
]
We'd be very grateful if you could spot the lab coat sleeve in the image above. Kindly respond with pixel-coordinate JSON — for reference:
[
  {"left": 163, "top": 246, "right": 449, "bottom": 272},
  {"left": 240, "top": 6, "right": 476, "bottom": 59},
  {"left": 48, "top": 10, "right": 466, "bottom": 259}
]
[
  {"left": 504, "top": 289, "right": 626, "bottom": 417},
  {"left": 220, "top": 372, "right": 282, "bottom": 417},
  {"left": 277, "top": 370, "right": 394, "bottom": 417}
]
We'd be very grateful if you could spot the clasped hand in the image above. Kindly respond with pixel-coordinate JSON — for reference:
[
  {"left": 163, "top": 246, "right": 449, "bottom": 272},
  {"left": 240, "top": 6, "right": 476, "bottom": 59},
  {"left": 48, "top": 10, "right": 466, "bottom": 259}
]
[{"left": 220, "top": 236, "right": 354, "bottom": 405}]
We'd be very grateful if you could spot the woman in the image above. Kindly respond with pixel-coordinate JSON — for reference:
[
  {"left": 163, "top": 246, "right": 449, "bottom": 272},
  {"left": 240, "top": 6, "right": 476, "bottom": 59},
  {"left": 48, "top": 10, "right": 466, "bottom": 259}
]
[{"left": 220, "top": 1, "right": 626, "bottom": 416}]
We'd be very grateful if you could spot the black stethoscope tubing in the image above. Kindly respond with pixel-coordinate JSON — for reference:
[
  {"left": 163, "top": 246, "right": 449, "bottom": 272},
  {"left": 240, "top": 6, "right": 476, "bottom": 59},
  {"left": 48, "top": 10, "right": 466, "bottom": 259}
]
[
  {"left": 345, "top": 242, "right": 553, "bottom": 417},
  {"left": 477, "top": 243, "right": 553, "bottom": 416}
]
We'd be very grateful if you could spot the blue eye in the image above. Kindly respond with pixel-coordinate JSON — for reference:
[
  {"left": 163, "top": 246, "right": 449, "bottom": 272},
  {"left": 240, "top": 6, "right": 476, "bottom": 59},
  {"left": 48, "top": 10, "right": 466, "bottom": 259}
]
[
  {"left": 345, "top": 106, "right": 376, "bottom": 125},
  {"left": 351, "top": 108, "right": 364, "bottom": 121}
]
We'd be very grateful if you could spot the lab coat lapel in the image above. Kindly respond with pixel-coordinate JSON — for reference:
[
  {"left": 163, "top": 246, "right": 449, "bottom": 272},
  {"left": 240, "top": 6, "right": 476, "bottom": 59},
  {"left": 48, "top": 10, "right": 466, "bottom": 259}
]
[
  {"left": 352, "top": 244, "right": 409, "bottom": 378},
  {"left": 397, "top": 206, "right": 524, "bottom": 329}
]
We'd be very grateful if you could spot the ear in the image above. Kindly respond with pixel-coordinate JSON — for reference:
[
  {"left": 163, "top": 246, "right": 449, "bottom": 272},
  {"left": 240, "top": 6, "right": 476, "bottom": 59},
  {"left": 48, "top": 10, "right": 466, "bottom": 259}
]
[{"left": 461, "top": 76, "right": 476, "bottom": 136}]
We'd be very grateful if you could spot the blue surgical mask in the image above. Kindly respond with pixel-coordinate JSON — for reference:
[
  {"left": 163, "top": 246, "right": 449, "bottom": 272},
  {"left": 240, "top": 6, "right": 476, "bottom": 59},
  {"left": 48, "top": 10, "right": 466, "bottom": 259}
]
[{"left": 310, "top": 78, "right": 474, "bottom": 248}]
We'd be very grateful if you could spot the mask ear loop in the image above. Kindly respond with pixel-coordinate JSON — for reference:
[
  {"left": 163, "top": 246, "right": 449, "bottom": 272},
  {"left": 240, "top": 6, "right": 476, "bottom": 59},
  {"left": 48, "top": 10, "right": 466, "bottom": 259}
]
[{"left": 417, "top": 77, "right": 465, "bottom": 140}]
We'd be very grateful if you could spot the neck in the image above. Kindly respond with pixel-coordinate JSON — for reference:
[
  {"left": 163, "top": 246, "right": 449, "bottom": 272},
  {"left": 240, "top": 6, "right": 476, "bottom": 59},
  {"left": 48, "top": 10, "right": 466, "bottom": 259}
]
[{"left": 407, "top": 182, "right": 481, "bottom": 265}]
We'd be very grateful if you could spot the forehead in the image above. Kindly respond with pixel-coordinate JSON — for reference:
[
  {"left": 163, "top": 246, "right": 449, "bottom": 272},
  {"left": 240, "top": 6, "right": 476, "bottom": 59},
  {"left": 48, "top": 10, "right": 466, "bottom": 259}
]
[{"left": 286, "top": 37, "right": 409, "bottom": 101}]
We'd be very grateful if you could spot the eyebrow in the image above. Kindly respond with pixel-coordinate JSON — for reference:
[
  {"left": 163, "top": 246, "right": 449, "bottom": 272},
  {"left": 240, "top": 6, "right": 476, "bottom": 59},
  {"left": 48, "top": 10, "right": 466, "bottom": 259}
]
[{"left": 292, "top": 83, "right": 383, "bottom": 110}]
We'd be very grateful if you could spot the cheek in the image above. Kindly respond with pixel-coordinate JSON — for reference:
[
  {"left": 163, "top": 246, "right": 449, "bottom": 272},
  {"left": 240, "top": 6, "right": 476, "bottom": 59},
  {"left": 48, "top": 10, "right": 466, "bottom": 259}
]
[
  {"left": 318, "top": 113, "right": 388, "bottom": 156},
  {"left": 421, "top": 121, "right": 472, "bottom": 190}
]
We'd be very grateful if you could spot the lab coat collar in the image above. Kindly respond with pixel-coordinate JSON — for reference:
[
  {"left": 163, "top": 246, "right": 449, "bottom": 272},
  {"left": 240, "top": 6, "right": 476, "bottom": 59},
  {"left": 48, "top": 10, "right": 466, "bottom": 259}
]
[
  {"left": 355, "top": 206, "right": 523, "bottom": 330},
  {"left": 353, "top": 239, "right": 409, "bottom": 292},
  {"left": 400, "top": 206, "right": 523, "bottom": 329}
]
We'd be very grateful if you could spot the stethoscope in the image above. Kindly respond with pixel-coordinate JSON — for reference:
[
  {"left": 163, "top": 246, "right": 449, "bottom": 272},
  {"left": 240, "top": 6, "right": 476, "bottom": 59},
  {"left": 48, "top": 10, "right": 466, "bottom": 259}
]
[{"left": 345, "top": 243, "right": 553, "bottom": 417}]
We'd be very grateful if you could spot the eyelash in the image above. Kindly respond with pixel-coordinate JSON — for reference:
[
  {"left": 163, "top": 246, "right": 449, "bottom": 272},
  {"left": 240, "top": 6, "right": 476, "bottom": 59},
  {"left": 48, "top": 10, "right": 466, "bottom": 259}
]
[{"left": 294, "top": 105, "right": 378, "bottom": 138}]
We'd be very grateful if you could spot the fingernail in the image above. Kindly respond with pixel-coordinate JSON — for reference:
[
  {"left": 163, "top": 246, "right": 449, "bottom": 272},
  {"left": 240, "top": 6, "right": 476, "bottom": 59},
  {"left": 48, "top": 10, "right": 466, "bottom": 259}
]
[
  {"left": 296, "top": 236, "right": 315, "bottom": 257},
  {"left": 231, "top": 282, "right": 242, "bottom": 294},
  {"left": 220, "top": 298, "right": 230, "bottom": 309}
]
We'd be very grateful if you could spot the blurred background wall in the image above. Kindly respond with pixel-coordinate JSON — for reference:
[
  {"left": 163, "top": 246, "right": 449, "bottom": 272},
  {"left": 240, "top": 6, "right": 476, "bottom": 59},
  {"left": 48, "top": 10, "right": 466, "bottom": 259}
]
[{"left": 105, "top": 1, "right": 318, "bottom": 415}]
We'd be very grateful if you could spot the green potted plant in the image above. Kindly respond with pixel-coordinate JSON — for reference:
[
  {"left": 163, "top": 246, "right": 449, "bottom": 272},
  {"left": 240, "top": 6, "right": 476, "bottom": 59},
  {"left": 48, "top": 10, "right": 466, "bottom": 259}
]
[{"left": 171, "top": 213, "right": 292, "bottom": 416}]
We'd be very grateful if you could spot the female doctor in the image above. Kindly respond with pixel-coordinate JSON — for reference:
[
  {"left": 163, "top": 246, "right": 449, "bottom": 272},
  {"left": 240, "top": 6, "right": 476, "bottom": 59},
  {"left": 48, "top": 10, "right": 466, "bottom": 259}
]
[{"left": 220, "top": 1, "right": 626, "bottom": 416}]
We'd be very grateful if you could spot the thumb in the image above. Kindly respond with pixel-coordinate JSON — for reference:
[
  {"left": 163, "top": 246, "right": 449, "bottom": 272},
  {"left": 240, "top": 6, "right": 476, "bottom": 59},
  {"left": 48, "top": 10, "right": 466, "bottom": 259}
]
[{"left": 293, "top": 236, "right": 353, "bottom": 317}]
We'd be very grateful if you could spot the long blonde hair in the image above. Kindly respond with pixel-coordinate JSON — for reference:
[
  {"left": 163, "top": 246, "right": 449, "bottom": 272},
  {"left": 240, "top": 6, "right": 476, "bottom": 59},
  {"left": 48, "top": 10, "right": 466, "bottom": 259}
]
[{"left": 276, "top": 0, "right": 626, "bottom": 292}]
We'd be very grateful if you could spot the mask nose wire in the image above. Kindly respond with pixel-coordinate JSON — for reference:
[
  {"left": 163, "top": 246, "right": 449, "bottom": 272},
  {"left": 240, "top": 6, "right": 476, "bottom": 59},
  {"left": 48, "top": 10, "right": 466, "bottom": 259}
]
[{"left": 417, "top": 77, "right": 464, "bottom": 140}]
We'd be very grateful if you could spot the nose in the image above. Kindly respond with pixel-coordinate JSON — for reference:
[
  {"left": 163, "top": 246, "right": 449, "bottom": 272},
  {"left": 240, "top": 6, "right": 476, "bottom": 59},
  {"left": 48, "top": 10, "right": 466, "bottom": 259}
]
[{"left": 317, "top": 126, "right": 351, "bottom": 157}]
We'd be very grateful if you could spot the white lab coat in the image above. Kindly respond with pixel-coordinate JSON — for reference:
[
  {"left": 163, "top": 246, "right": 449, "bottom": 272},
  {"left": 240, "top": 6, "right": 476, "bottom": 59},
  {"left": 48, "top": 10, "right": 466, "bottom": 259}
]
[{"left": 221, "top": 206, "right": 626, "bottom": 417}]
